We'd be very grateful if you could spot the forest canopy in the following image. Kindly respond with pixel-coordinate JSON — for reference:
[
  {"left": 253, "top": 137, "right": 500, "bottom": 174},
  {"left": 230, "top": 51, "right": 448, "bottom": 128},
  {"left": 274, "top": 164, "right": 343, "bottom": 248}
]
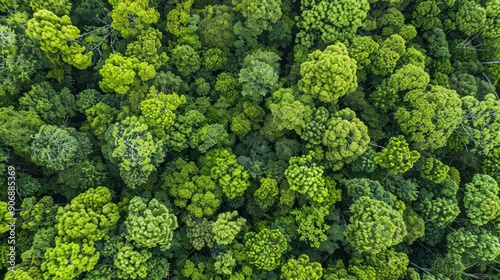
[{"left": 1, "top": 0, "right": 500, "bottom": 279}]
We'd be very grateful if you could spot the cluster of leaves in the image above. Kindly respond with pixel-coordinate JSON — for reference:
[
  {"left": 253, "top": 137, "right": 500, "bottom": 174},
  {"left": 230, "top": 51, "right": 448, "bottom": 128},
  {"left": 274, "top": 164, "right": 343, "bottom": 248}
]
[{"left": 2, "top": 0, "right": 500, "bottom": 279}]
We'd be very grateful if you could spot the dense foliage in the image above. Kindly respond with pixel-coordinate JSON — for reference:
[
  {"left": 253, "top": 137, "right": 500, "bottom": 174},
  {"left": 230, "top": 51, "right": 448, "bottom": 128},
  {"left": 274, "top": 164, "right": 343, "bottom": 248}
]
[{"left": 1, "top": 0, "right": 500, "bottom": 279}]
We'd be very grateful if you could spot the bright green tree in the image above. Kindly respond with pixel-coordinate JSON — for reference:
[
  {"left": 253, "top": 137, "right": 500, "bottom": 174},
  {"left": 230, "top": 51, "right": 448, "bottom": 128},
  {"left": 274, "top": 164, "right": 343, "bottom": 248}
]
[
  {"left": 323, "top": 108, "right": 370, "bottom": 171},
  {"left": 26, "top": 9, "right": 92, "bottom": 69},
  {"left": 295, "top": 0, "right": 370, "bottom": 48},
  {"left": 374, "top": 136, "right": 421, "bottom": 174},
  {"left": 349, "top": 249, "right": 409, "bottom": 280},
  {"left": 418, "top": 157, "right": 450, "bottom": 183},
  {"left": 108, "top": 0, "right": 159, "bottom": 38},
  {"left": 298, "top": 43, "right": 358, "bottom": 104},
  {"left": 464, "top": 174, "right": 500, "bottom": 226},
  {"left": 163, "top": 158, "right": 221, "bottom": 218},
  {"left": 125, "top": 28, "right": 168, "bottom": 69},
  {"left": 113, "top": 242, "right": 151, "bottom": 279},
  {"left": 199, "top": 148, "right": 250, "bottom": 200},
  {"left": 370, "top": 34, "right": 406, "bottom": 76},
  {"left": 84, "top": 102, "right": 118, "bottom": 141},
  {"left": 344, "top": 196, "right": 406, "bottom": 254},
  {"left": 284, "top": 152, "right": 329, "bottom": 204},
  {"left": 214, "top": 251, "right": 237, "bottom": 276},
  {"left": 125, "top": 196, "right": 178, "bottom": 251},
  {"left": 212, "top": 211, "right": 247, "bottom": 246},
  {"left": 140, "top": 87, "right": 186, "bottom": 138},
  {"left": 291, "top": 205, "right": 331, "bottom": 248},
  {"left": 166, "top": 0, "right": 194, "bottom": 37},
  {"left": 99, "top": 53, "right": 156, "bottom": 94},
  {"left": 55, "top": 186, "right": 119, "bottom": 242},
  {"left": 254, "top": 177, "right": 279, "bottom": 211},
  {"left": 41, "top": 239, "right": 99, "bottom": 280},
  {"left": 244, "top": 229, "right": 288, "bottom": 271},
  {"left": 268, "top": 88, "right": 312, "bottom": 134},
  {"left": 395, "top": 85, "right": 462, "bottom": 151},
  {"left": 280, "top": 254, "right": 323, "bottom": 280}
]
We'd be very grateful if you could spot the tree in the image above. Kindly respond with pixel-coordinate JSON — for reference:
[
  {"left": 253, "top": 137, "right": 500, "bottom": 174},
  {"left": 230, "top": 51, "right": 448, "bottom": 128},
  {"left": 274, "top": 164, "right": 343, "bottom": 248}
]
[
  {"left": 299, "top": 107, "right": 329, "bottom": 147},
  {"left": 19, "top": 82, "right": 77, "bottom": 125},
  {"left": 41, "top": 239, "right": 100, "bottom": 280},
  {"left": 446, "top": 226, "right": 500, "bottom": 264},
  {"left": 291, "top": 205, "right": 331, "bottom": 248},
  {"left": 239, "top": 61, "right": 280, "bottom": 102},
  {"left": 370, "top": 35, "right": 406, "bottom": 76},
  {"left": 414, "top": 178, "right": 460, "bottom": 242},
  {"left": 197, "top": 5, "right": 236, "bottom": 49},
  {"left": 280, "top": 254, "right": 323, "bottom": 280},
  {"left": 202, "top": 48, "right": 228, "bottom": 71},
  {"left": 108, "top": 0, "right": 159, "bottom": 38},
  {"left": 0, "top": 107, "right": 44, "bottom": 159},
  {"left": 374, "top": 136, "right": 421, "bottom": 174},
  {"left": 349, "top": 249, "right": 409, "bottom": 280},
  {"left": 214, "top": 251, "right": 237, "bottom": 276},
  {"left": 125, "top": 28, "right": 168, "bottom": 69},
  {"left": 171, "top": 44, "right": 201, "bottom": 76},
  {"left": 19, "top": 196, "right": 57, "bottom": 233},
  {"left": 29, "top": 0, "right": 71, "bottom": 15},
  {"left": 55, "top": 186, "right": 119, "bottom": 242},
  {"left": 456, "top": 0, "right": 486, "bottom": 36},
  {"left": 344, "top": 196, "right": 406, "bottom": 254},
  {"left": 26, "top": 9, "right": 92, "bottom": 69},
  {"left": 232, "top": 0, "right": 282, "bottom": 36},
  {"left": 244, "top": 228, "right": 288, "bottom": 271},
  {"left": 284, "top": 152, "right": 329, "bottom": 204},
  {"left": 254, "top": 177, "right": 279, "bottom": 210},
  {"left": 267, "top": 88, "right": 312, "bottom": 134},
  {"left": 99, "top": 53, "right": 156, "bottom": 94},
  {"left": 56, "top": 159, "right": 109, "bottom": 199},
  {"left": 349, "top": 36, "right": 378, "bottom": 68},
  {"left": 30, "top": 125, "right": 83, "bottom": 171},
  {"left": 113, "top": 242, "right": 151, "bottom": 279},
  {"left": 342, "top": 177, "right": 393, "bottom": 207},
  {"left": 84, "top": 102, "right": 118, "bottom": 141},
  {"left": 140, "top": 87, "right": 186, "bottom": 138},
  {"left": 463, "top": 174, "right": 500, "bottom": 226},
  {"left": 298, "top": 43, "right": 358, "bottom": 104},
  {"left": 395, "top": 85, "right": 462, "bottom": 151},
  {"left": 125, "top": 197, "right": 178, "bottom": 251},
  {"left": 411, "top": 0, "right": 442, "bottom": 31},
  {"left": 163, "top": 158, "right": 221, "bottom": 218},
  {"left": 166, "top": 0, "right": 194, "bottom": 37},
  {"left": 212, "top": 211, "right": 247, "bottom": 246},
  {"left": 185, "top": 216, "right": 214, "bottom": 250},
  {"left": 323, "top": 108, "right": 370, "bottom": 171},
  {"left": 459, "top": 94, "right": 500, "bottom": 157},
  {"left": 199, "top": 148, "right": 250, "bottom": 200},
  {"left": 104, "top": 116, "right": 165, "bottom": 189},
  {"left": 418, "top": 157, "right": 450, "bottom": 183},
  {"left": 295, "top": 0, "right": 370, "bottom": 48}
]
